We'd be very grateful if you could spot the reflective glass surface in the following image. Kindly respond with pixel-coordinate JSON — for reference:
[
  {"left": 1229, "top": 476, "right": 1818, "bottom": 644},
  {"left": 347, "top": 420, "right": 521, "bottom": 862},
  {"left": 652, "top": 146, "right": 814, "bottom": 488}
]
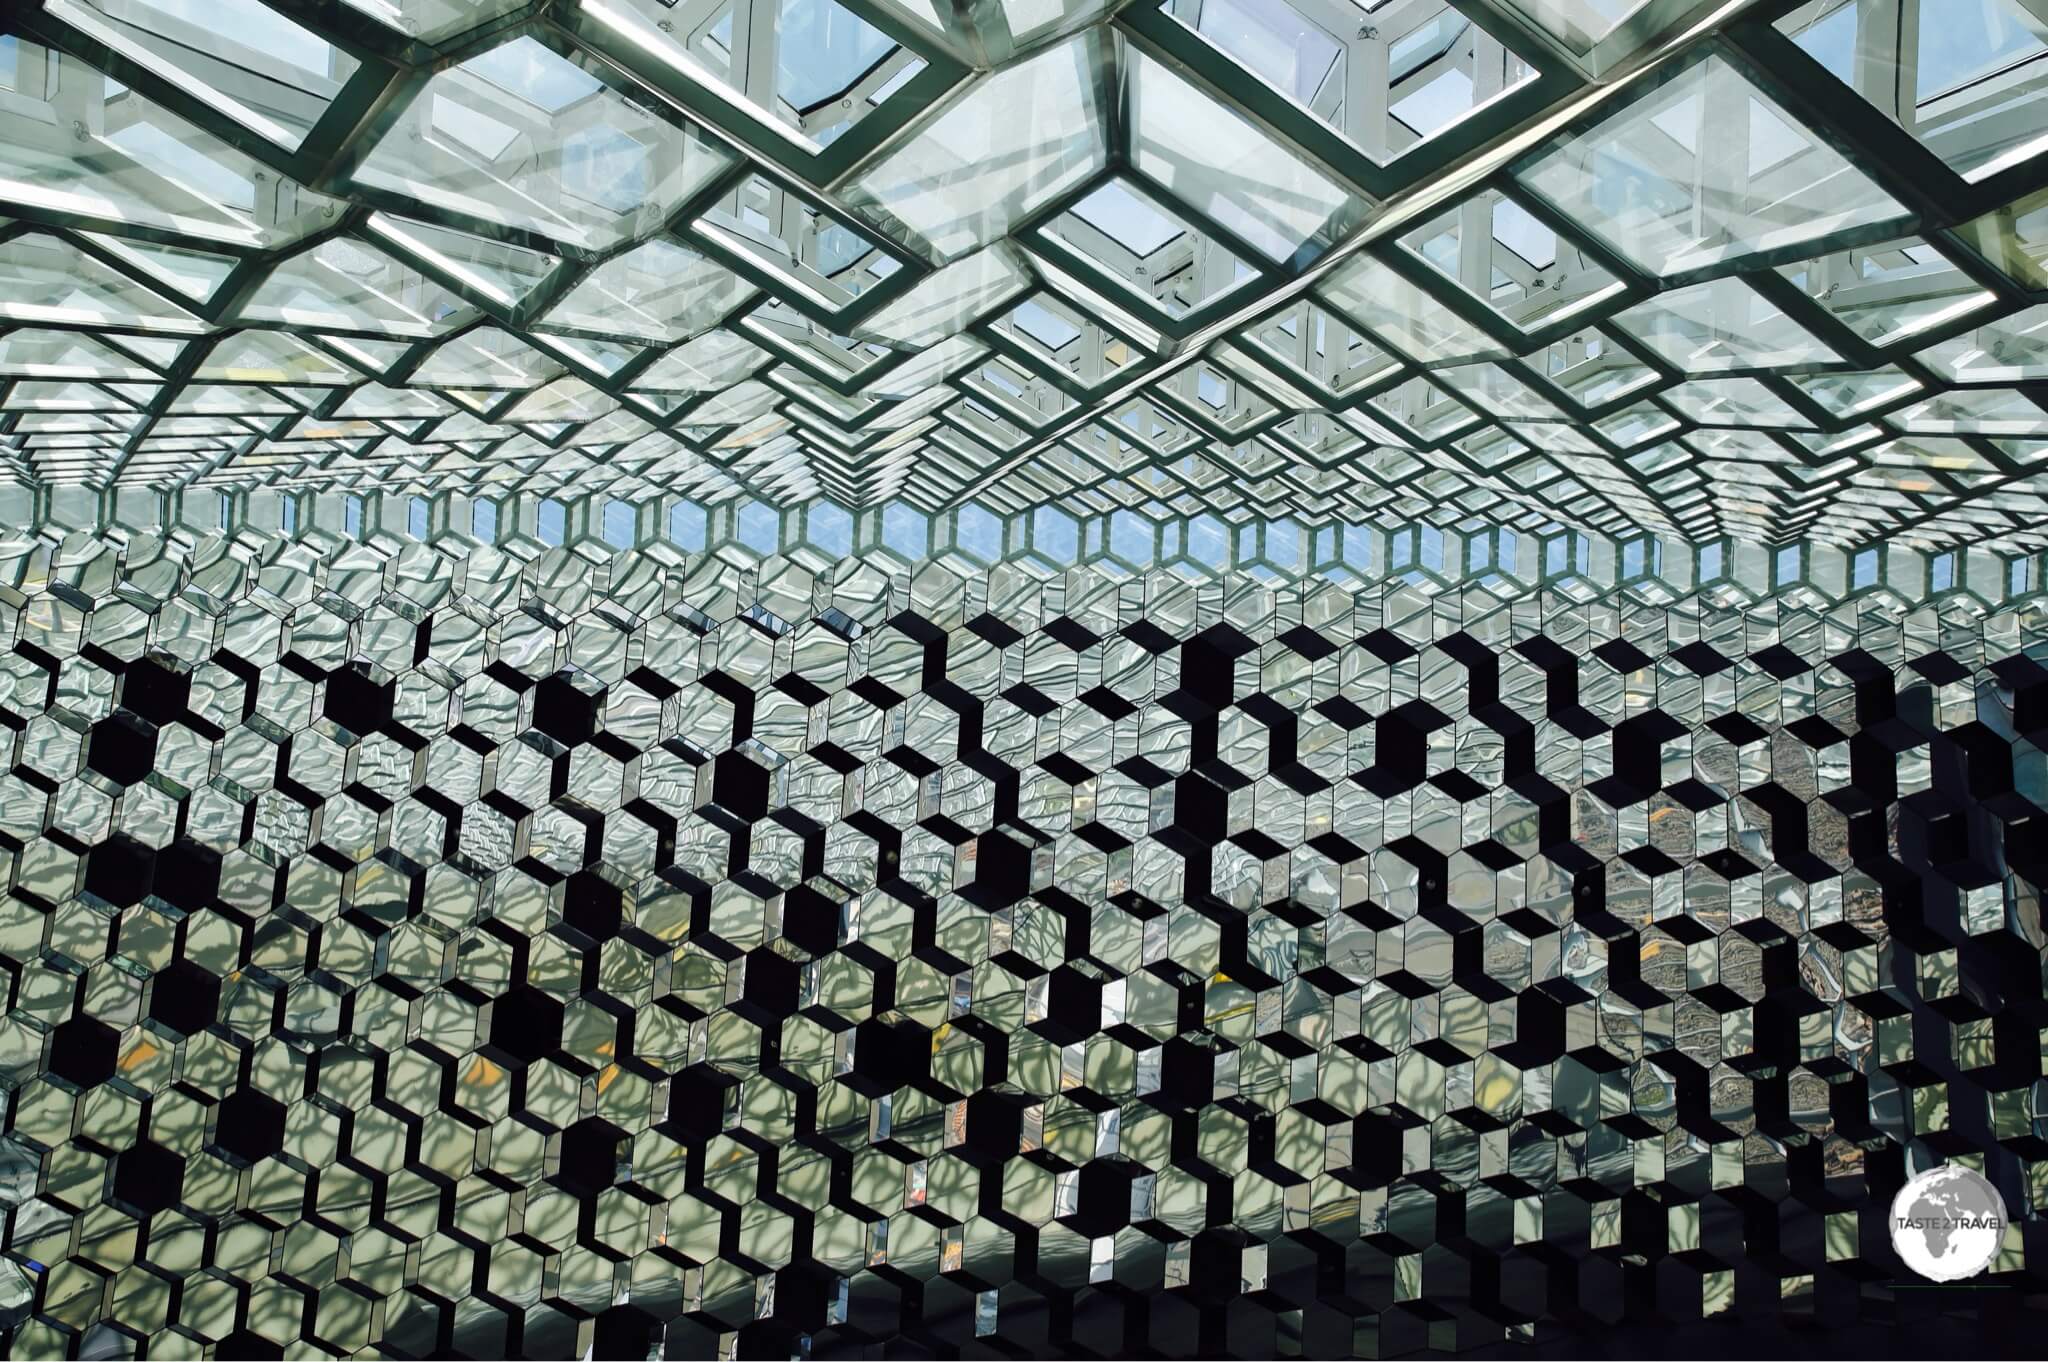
[{"left": 0, "top": 0, "right": 2037, "bottom": 608}]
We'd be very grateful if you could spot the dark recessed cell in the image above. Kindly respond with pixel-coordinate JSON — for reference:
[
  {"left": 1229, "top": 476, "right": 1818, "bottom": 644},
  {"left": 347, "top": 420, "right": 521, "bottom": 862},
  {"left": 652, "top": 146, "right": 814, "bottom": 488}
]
[
  {"left": 734, "top": 947, "right": 799, "bottom": 1021},
  {"left": 554, "top": 1117, "right": 628, "bottom": 1197},
  {"left": 119, "top": 658, "right": 191, "bottom": 726},
  {"left": 960, "top": 829, "right": 1031, "bottom": 910},
  {"left": 956, "top": 1090, "right": 1024, "bottom": 1165},
  {"left": 533, "top": 672, "right": 603, "bottom": 746},
  {"left": 710, "top": 749, "right": 770, "bottom": 821},
  {"left": 213, "top": 1089, "right": 288, "bottom": 1165},
  {"left": 660, "top": 1066, "right": 738, "bottom": 1143},
  {"left": 488, "top": 984, "right": 564, "bottom": 1064},
  {"left": 1063, "top": 1158, "right": 1136, "bottom": 1238},
  {"left": 590, "top": 1305, "right": 660, "bottom": 1361},
  {"left": 85, "top": 834, "right": 156, "bottom": 907},
  {"left": 1147, "top": 1036, "right": 1215, "bottom": 1112},
  {"left": 213, "top": 1332, "right": 283, "bottom": 1362},
  {"left": 48, "top": 1017, "right": 119, "bottom": 1089},
  {"left": 780, "top": 884, "right": 842, "bottom": 955},
  {"left": 560, "top": 870, "right": 622, "bottom": 944},
  {"left": 111, "top": 1139, "right": 184, "bottom": 1217},
  {"left": 846, "top": 1014, "right": 931, "bottom": 1095},
  {"left": 1030, "top": 965, "right": 1103, "bottom": 1046},
  {"left": 324, "top": 664, "right": 394, "bottom": 736},
  {"left": 147, "top": 959, "right": 221, "bottom": 1037},
  {"left": 152, "top": 838, "right": 223, "bottom": 913},
  {"left": 86, "top": 711, "right": 158, "bottom": 787}
]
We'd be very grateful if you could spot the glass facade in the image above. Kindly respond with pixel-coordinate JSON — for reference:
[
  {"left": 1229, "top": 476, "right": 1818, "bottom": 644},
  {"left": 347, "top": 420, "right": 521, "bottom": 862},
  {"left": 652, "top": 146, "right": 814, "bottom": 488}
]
[{"left": 0, "top": 1, "right": 2044, "bottom": 1356}]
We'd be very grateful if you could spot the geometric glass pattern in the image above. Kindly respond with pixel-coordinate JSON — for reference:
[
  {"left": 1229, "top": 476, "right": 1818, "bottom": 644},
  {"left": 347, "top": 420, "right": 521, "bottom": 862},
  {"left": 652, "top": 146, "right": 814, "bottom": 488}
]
[
  {"left": 0, "top": 540, "right": 2042, "bottom": 1356},
  {"left": 0, "top": 0, "right": 2045, "bottom": 562},
  {"left": 1, "top": 0, "right": 2047, "bottom": 1355}
]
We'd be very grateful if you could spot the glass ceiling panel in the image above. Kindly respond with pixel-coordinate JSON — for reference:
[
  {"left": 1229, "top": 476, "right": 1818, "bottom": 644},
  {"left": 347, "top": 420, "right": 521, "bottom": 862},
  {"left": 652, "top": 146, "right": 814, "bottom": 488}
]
[
  {"left": 853, "top": 243, "right": 1030, "bottom": 348},
  {"left": 579, "top": 0, "right": 932, "bottom": 152},
  {"left": 0, "top": 0, "right": 2041, "bottom": 576},
  {"left": 1397, "top": 186, "right": 1624, "bottom": 332},
  {"left": 1125, "top": 46, "right": 1364, "bottom": 265},
  {"left": 538, "top": 237, "right": 756, "bottom": 343},
  {"left": 364, "top": 212, "right": 560, "bottom": 311},
  {"left": 46, "top": 0, "right": 360, "bottom": 150},
  {"left": 1780, "top": 0, "right": 2048, "bottom": 182},
  {"left": 1517, "top": 52, "right": 1908, "bottom": 277},
  {"left": 693, "top": 170, "right": 901, "bottom": 314},
  {"left": 1167, "top": 0, "right": 1543, "bottom": 164},
  {"left": 0, "top": 231, "right": 203, "bottom": 332},
  {"left": 1961, "top": 184, "right": 2048, "bottom": 289},
  {"left": 78, "top": 229, "right": 235, "bottom": 301},
  {"left": 339, "top": 0, "right": 528, "bottom": 45},
  {"left": 238, "top": 237, "right": 472, "bottom": 338},
  {"left": 847, "top": 28, "right": 1109, "bottom": 261},
  {"left": 351, "top": 35, "right": 735, "bottom": 252},
  {"left": 1775, "top": 235, "right": 1996, "bottom": 350},
  {"left": 1611, "top": 279, "right": 1841, "bottom": 373},
  {"left": 1507, "top": 0, "right": 1656, "bottom": 45},
  {"left": 1321, "top": 254, "right": 1509, "bottom": 364},
  {"left": 1035, "top": 177, "right": 1261, "bottom": 322},
  {"left": 0, "top": 47, "right": 341, "bottom": 247}
]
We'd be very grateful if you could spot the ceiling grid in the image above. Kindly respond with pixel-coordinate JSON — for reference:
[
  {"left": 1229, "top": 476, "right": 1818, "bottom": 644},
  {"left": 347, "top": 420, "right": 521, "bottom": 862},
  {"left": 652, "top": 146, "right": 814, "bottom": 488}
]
[{"left": 0, "top": 0, "right": 2042, "bottom": 583}]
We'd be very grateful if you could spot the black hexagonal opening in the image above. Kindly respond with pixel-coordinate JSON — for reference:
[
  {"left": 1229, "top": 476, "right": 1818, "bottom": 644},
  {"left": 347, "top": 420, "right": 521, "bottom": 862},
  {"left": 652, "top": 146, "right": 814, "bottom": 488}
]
[
  {"left": 956, "top": 1090, "right": 1025, "bottom": 1165},
  {"left": 960, "top": 830, "right": 1031, "bottom": 910},
  {"left": 1180, "top": 623, "right": 1256, "bottom": 711},
  {"left": 659, "top": 1065, "right": 738, "bottom": 1142},
  {"left": 111, "top": 1139, "right": 184, "bottom": 1217},
  {"left": 761, "top": 1267, "right": 835, "bottom": 1336},
  {"left": 153, "top": 838, "right": 223, "bottom": 913},
  {"left": 1496, "top": 987, "right": 1568, "bottom": 1071},
  {"left": 1185, "top": 1233, "right": 1256, "bottom": 1298},
  {"left": 847, "top": 1014, "right": 931, "bottom": 1095},
  {"left": 1147, "top": 1035, "right": 1215, "bottom": 1111},
  {"left": 561, "top": 870, "right": 622, "bottom": 945},
  {"left": 85, "top": 834, "right": 156, "bottom": 908},
  {"left": 120, "top": 658, "right": 191, "bottom": 727},
  {"left": 533, "top": 672, "right": 602, "bottom": 746},
  {"left": 711, "top": 749, "right": 770, "bottom": 821},
  {"left": 214, "top": 1088, "right": 288, "bottom": 1165},
  {"left": 734, "top": 947, "right": 799, "bottom": 1021},
  {"left": 324, "top": 663, "right": 393, "bottom": 736},
  {"left": 554, "top": 1116, "right": 629, "bottom": 1198},
  {"left": 1349, "top": 1111, "right": 1419, "bottom": 1188},
  {"left": 147, "top": 959, "right": 221, "bottom": 1037},
  {"left": 488, "top": 984, "right": 564, "bottom": 1064},
  {"left": 48, "top": 1017, "right": 119, "bottom": 1088},
  {"left": 1032, "top": 965, "right": 1104, "bottom": 1046},
  {"left": 780, "top": 884, "right": 841, "bottom": 955},
  {"left": 1064, "top": 1158, "right": 1136, "bottom": 1238},
  {"left": 591, "top": 1304, "right": 660, "bottom": 1361},
  {"left": 214, "top": 1330, "right": 283, "bottom": 1361},
  {"left": 86, "top": 711, "right": 158, "bottom": 787},
  {"left": 1918, "top": 804, "right": 1972, "bottom": 868}
]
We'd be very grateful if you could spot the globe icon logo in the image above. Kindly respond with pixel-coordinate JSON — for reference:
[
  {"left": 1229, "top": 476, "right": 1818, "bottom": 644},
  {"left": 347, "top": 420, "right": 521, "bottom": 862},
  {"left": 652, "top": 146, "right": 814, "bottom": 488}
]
[{"left": 1889, "top": 1165, "right": 2008, "bottom": 1282}]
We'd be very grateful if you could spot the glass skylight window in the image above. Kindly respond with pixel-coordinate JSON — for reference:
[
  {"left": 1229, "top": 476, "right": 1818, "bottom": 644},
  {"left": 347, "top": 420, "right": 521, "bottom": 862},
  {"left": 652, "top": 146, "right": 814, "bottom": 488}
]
[
  {"left": 352, "top": 36, "right": 733, "bottom": 251},
  {"left": 1518, "top": 53, "right": 1907, "bottom": 276},
  {"left": 47, "top": 0, "right": 359, "bottom": 149},
  {"left": 0, "top": 0, "right": 2033, "bottom": 581},
  {"left": 464, "top": 36, "right": 604, "bottom": 112},
  {"left": 1781, "top": 0, "right": 2048, "bottom": 179},
  {"left": 1038, "top": 178, "right": 1260, "bottom": 322},
  {"left": 579, "top": 0, "right": 932, "bottom": 152}
]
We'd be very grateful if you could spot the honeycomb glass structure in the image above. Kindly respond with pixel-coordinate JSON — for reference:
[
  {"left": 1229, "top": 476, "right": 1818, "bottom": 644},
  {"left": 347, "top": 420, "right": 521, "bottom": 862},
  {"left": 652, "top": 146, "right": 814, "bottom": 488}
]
[{"left": 0, "top": 0, "right": 2045, "bottom": 1358}]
